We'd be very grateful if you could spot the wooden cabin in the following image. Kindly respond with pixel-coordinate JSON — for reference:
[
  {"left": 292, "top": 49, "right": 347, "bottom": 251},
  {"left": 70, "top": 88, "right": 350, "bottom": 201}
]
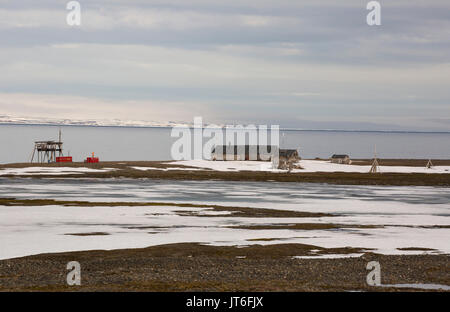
[
  {"left": 330, "top": 154, "right": 351, "bottom": 164},
  {"left": 211, "top": 145, "right": 275, "bottom": 161},
  {"left": 211, "top": 145, "right": 300, "bottom": 163}
]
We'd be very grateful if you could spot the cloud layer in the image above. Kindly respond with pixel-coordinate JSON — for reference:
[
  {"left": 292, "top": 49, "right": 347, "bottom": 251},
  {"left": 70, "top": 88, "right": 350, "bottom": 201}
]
[{"left": 0, "top": 0, "right": 449, "bottom": 130}]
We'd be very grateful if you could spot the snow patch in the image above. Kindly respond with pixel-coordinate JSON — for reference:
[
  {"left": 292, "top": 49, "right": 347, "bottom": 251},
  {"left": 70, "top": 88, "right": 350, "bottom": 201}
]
[
  {"left": 0, "top": 167, "right": 115, "bottom": 176},
  {"left": 170, "top": 159, "right": 450, "bottom": 174}
]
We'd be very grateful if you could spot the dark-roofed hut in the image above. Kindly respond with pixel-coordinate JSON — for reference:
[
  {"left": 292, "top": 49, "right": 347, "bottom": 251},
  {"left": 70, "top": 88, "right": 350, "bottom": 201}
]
[
  {"left": 211, "top": 145, "right": 276, "bottom": 161},
  {"left": 211, "top": 145, "right": 300, "bottom": 170},
  {"left": 330, "top": 154, "right": 351, "bottom": 164}
]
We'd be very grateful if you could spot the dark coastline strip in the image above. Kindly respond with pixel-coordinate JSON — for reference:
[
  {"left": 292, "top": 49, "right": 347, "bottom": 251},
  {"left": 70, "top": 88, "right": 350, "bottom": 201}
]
[
  {"left": 1, "top": 170, "right": 449, "bottom": 186},
  {"left": 1, "top": 160, "right": 450, "bottom": 186}
]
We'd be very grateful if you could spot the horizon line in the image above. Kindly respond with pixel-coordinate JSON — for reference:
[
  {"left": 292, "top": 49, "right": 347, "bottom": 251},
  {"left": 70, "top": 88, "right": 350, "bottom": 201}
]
[{"left": 0, "top": 121, "right": 449, "bottom": 134}]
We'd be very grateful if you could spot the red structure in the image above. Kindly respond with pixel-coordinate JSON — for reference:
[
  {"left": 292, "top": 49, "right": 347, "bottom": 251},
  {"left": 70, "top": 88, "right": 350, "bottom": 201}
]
[
  {"left": 85, "top": 157, "right": 99, "bottom": 163},
  {"left": 56, "top": 156, "right": 73, "bottom": 163},
  {"left": 85, "top": 152, "right": 99, "bottom": 163}
]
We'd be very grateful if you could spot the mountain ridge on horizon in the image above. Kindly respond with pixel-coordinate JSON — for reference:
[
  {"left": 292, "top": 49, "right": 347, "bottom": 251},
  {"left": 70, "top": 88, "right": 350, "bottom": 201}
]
[{"left": 0, "top": 115, "right": 449, "bottom": 133}]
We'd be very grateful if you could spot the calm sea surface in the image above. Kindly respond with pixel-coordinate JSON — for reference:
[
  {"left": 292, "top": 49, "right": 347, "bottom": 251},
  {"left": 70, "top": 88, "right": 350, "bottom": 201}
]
[{"left": 0, "top": 124, "right": 449, "bottom": 164}]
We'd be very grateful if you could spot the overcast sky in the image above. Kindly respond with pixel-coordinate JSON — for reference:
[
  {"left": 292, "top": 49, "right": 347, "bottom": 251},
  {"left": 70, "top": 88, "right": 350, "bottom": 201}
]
[{"left": 0, "top": 0, "right": 449, "bottom": 130}]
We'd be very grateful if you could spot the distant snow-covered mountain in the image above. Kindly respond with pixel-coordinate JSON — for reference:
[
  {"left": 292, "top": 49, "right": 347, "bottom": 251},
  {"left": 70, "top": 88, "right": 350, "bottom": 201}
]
[
  {"left": 0, "top": 115, "right": 446, "bottom": 133},
  {"left": 0, "top": 115, "right": 191, "bottom": 128}
]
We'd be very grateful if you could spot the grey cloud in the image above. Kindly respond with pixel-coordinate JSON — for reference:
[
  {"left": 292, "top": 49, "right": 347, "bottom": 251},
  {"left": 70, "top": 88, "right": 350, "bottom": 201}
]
[{"left": 0, "top": 0, "right": 449, "bottom": 131}]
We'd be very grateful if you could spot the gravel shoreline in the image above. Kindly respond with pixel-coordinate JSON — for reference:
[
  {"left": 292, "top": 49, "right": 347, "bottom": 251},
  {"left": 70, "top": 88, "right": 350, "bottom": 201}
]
[{"left": 0, "top": 243, "right": 448, "bottom": 292}]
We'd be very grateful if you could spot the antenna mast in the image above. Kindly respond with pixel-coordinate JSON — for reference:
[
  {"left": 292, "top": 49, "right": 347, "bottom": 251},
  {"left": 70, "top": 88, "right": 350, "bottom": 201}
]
[
  {"left": 58, "top": 128, "right": 63, "bottom": 156},
  {"left": 369, "top": 145, "right": 380, "bottom": 173}
]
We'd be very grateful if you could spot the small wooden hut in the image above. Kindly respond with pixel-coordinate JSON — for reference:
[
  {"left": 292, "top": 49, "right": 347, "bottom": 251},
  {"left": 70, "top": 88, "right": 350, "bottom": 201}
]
[{"left": 330, "top": 154, "right": 351, "bottom": 164}]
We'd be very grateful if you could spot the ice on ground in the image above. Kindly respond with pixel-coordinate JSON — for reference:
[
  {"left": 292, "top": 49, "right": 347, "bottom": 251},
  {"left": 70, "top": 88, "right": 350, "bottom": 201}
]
[
  {"left": 0, "top": 179, "right": 448, "bottom": 260},
  {"left": 169, "top": 160, "right": 277, "bottom": 172},
  {"left": 130, "top": 166, "right": 204, "bottom": 171},
  {"left": 170, "top": 159, "right": 450, "bottom": 174},
  {"left": 380, "top": 283, "right": 450, "bottom": 291},
  {"left": 0, "top": 167, "right": 114, "bottom": 176},
  {"left": 0, "top": 202, "right": 448, "bottom": 260},
  {"left": 292, "top": 254, "right": 364, "bottom": 259},
  {"left": 297, "top": 160, "right": 450, "bottom": 174}
]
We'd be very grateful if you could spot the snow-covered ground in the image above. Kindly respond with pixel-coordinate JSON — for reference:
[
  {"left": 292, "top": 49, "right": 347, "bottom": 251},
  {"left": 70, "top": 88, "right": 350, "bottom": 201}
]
[
  {"left": 170, "top": 160, "right": 276, "bottom": 172},
  {"left": 130, "top": 166, "right": 205, "bottom": 171},
  {"left": 0, "top": 114, "right": 191, "bottom": 128},
  {"left": 0, "top": 202, "right": 448, "bottom": 260},
  {"left": 298, "top": 160, "right": 450, "bottom": 174},
  {"left": 171, "top": 159, "right": 450, "bottom": 174},
  {"left": 0, "top": 167, "right": 115, "bottom": 176},
  {"left": 0, "top": 179, "right": 448, "bottom": 260},
  {"left": 0, "top": 160, "right": 448, "bottom": 176}
]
